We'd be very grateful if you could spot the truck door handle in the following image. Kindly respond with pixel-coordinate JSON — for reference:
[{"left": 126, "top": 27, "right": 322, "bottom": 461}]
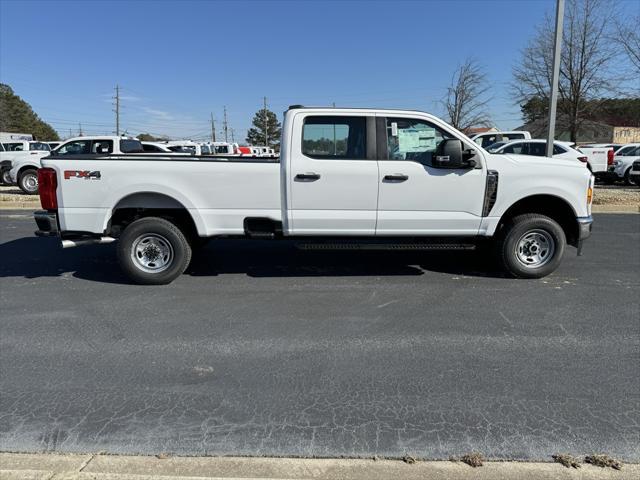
[
  {"left": 295, "top": 173, "right": 321, "bottom": 181},
  {"left": 383, "top": 174, "right": 409, "bottom": 182}
]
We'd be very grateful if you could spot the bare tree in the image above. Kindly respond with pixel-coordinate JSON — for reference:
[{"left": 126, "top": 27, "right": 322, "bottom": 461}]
[
  {"left": 443, "top": 58, "right": 492, "bottom": 132},
  {"left": 613, "top": 14, "right": 640, "bottom": 76},
  {"left": 512, "top": 0, "right": 618, "bottom": 142}
]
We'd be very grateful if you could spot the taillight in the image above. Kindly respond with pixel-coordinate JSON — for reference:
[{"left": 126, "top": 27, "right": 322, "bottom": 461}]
[
  {"left": 577, "top": 156, "right": 588, "bottom": 163},
  {"left": 607, "top": 149, "right": 614, "bottom": 165},
  {"left": 38, "top": 168, "right": 57, "bottom": 210}
]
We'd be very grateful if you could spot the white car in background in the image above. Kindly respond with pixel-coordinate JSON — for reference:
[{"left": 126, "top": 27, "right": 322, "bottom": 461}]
[
  {"left": 608, "top": 143, "right": 640, "bottom": 185},
  {"left": 487, "top": 139, "right": 589, "bottom": 166},
  {"left": 471, "top": 131, "right": 531, "bottom": 149}
]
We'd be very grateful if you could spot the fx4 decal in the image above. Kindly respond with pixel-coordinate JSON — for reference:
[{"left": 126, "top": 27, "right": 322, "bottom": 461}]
[{"left": 64, "top": 170, "right": 101, "bottom": 180}]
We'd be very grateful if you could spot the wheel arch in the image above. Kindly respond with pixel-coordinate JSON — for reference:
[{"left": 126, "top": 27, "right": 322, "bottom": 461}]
[
  {"left": 497, "top": 194, "right": 579, "bottom": 246},
  {"left": 107, "top": 191, "right": 202, "bottom": 241}
]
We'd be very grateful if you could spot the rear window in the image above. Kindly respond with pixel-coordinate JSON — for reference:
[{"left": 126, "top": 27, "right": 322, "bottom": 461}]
[
  {"left": 120, "top": 139, "right": 143, "bottom": 153},
  {"left": 215, "top": 145, "right": 231, "bottom": 154},
  {"left": 29, "top": 142, "right": 50, "bottom": 151},
  {"left": 302, "top": 116, "right": 366, "bottom": 159}
]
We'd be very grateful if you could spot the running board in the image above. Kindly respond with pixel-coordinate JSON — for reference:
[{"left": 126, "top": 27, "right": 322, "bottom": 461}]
[{"left": 296, "top": 243, "right": 476, "bottom": 251}]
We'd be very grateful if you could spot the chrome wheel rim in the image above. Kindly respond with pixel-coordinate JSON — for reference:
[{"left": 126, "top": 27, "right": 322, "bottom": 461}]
[
  {"left": 130, "top": 234, "right": 174, "bottom": 273},
  {"left": 515, "top": 229, "right": 555, "bottom": 268},
  {"left": 2, "top": 171, "right": 11, "bottom": 184},
  {"left": 23, "top": 173, "right": 38, "bottom": 192}
]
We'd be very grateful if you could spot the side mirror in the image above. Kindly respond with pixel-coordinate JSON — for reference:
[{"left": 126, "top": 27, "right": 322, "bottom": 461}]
[{"left": 433, "top": 139, "right": 464, "bottom": 168}]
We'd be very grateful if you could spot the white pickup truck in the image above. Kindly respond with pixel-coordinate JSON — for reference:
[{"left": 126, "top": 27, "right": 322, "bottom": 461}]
[
  {"left": 33, "top": 107, "right": 594, "bottom": 284},
  {"left": 1, "top": 140, "right": 51, "bottom": 193}
]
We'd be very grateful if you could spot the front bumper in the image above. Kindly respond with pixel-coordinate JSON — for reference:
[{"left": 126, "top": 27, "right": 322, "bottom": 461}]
[
  {"left": 34, "top": 210, "right": 59, "bottom": 237},
  {"left": 576, "top": 215, "right": 593, "bottom": 255},
  {"left": 577, "top": 216, "right": 593, "bottom": 241}
]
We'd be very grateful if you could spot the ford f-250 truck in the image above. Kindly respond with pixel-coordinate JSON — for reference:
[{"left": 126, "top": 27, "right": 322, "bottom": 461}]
[{"left": 33, "top": 106, "right": 594, "bottom": 284}]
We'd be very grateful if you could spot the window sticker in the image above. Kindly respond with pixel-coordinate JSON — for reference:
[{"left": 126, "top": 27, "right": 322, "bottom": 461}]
[{"left": 397, "top": 127, "right": 436, "bottom": 153}]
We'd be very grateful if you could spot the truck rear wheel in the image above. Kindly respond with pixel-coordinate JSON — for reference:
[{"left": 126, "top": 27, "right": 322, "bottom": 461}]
[
  {"left": 498, "top": 214, "right": 566, "bottom": 279},
  {"left": 18, "top": 168, "right": 39, "bottom": 194},
  {"left": 117, "top": 217, "right": 192, "bottom": 285}
]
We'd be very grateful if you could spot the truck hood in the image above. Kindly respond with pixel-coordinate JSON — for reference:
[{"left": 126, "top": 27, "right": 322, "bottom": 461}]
[{"left": 486, "top": 153, "right": 584, "bottom": 170}]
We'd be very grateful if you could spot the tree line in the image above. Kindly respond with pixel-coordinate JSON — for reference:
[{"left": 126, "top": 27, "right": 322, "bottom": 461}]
[
  {"left": 0, "top": 84, "right": 59, "bottom": 140},
  {"left": 444, "top": 0, "right": 639, "bottom": 141}
]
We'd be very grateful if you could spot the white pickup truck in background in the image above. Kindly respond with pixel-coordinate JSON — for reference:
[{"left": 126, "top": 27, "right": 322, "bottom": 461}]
[
  {"left": 33, "top": 106, "right": 594, "bottom": 284},
  {"left": 1, "top": 140, "right": 51, "bottom": 194}
]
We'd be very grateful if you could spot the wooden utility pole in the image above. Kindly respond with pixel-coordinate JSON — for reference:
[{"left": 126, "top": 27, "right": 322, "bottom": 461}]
[
  {"left": 114, "top": 84, "right": 121, "bottom": 136},
  {"left": 263, "top": 96, "right": 268, "bottom": 147},
  {"left": 223, "top": 106, "right": 228, "bottom": 142},
  {"left": 210, "top": 113, "right": 216, "bottom": 142}
]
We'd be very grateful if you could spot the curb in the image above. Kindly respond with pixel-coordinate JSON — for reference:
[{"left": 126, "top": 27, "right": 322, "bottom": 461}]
[
  {"left": 1, "top": 453, "right": 638, "bottom": 480},
  {"left": 591, "top": 204, "right": 639, "bottom": 213}
]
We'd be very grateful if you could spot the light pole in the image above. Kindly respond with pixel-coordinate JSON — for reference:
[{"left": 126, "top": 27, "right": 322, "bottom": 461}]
[{"left": 546, "top": 0, "right": 565, "bottom": 157}]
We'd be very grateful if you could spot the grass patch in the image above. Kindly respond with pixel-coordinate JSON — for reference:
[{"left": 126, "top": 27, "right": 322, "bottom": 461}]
[
  {"left": 459, "top": 452, "right": 484, "bottom": 467},
  {"left": 584, "top": 454, "right": 622, "bottom": 470},
  {"left": 552, "top": 453, "right": 581, "bottom": 468}
]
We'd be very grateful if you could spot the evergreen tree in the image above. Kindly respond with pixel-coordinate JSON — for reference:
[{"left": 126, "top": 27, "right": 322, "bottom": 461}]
[
  {"left": 246, "top": 108, "right": 281, "bottom": 150},
  {"left": 0, "top": 84, "right": 59, "bottom": 140}
]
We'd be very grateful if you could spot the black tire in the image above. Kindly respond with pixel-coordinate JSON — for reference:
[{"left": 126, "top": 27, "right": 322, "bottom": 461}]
[
  {"left": 1, "top": 169, "right": 12, "bottom": 185},
  {"left": 497, "top": 214, "right": 566, "bottom": 279},
  {"left": 117, "top": 217, "right": 192, "bottom": 285},
  {"left": 623, "top": 168, "right": 633, "bottom": 186},
  {"left": 18, "top": 168, "right": 39, "bottom": 195}
]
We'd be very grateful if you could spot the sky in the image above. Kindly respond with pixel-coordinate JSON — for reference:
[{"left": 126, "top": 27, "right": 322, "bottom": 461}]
[{"left": 0, "top": 0, "right": 635, "bottom": 142}]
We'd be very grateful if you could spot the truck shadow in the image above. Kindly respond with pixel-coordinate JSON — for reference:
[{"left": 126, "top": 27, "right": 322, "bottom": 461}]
[{"left": 0, "top": 237, "right": 506, "bottom": 284}]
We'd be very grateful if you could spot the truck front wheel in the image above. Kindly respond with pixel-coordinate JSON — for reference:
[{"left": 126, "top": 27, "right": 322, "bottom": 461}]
[
  {"left": 497, "top": 214, "right": 566, "bottom": 279},
  {"left": 117, "top": 217, "right": 192, "bottom": 285}
]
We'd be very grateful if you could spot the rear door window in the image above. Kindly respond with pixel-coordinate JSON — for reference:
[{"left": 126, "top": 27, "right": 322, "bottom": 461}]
[
  {"left": 302, "top": 116, "right": 366, "bottom": 159},
  {"left": 91, "top": 140, "right": 113, "bottom": 154},
  {"left": 502, "top": 143, "right": 527, "bottom": 154},
  {"left": 29, "top": 142, "right": 50, "bottom": 151},
  {"left": 528, "top": 142, "right": 546, "bottom": 156}
]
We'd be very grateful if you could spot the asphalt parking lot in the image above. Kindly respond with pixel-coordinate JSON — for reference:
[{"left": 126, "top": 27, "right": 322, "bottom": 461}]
[{"left": 0, "top": 211, "right": 638, "bottom": 461}]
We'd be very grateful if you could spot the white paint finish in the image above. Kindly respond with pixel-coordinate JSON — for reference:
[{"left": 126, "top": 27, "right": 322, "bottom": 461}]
[
  {"left": 485, "top": 153, "right": 592, "bottom": 222},
  {"left": 287, "top": 111, "right": 379, "bottom": 235},
  {"left": 286, "top": 210, "right": 378, "bottom": 235},
  {"left": 44, "top": 158, "right": 281, "bottom": 236},
  {"left": 376, "top": 161, "right": 485, "bottom": 235}
]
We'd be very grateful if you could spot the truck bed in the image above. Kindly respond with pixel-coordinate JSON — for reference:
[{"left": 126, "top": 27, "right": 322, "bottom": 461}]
[{"left": 42, "top": 154, "right": 282, "bottom": 236}]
